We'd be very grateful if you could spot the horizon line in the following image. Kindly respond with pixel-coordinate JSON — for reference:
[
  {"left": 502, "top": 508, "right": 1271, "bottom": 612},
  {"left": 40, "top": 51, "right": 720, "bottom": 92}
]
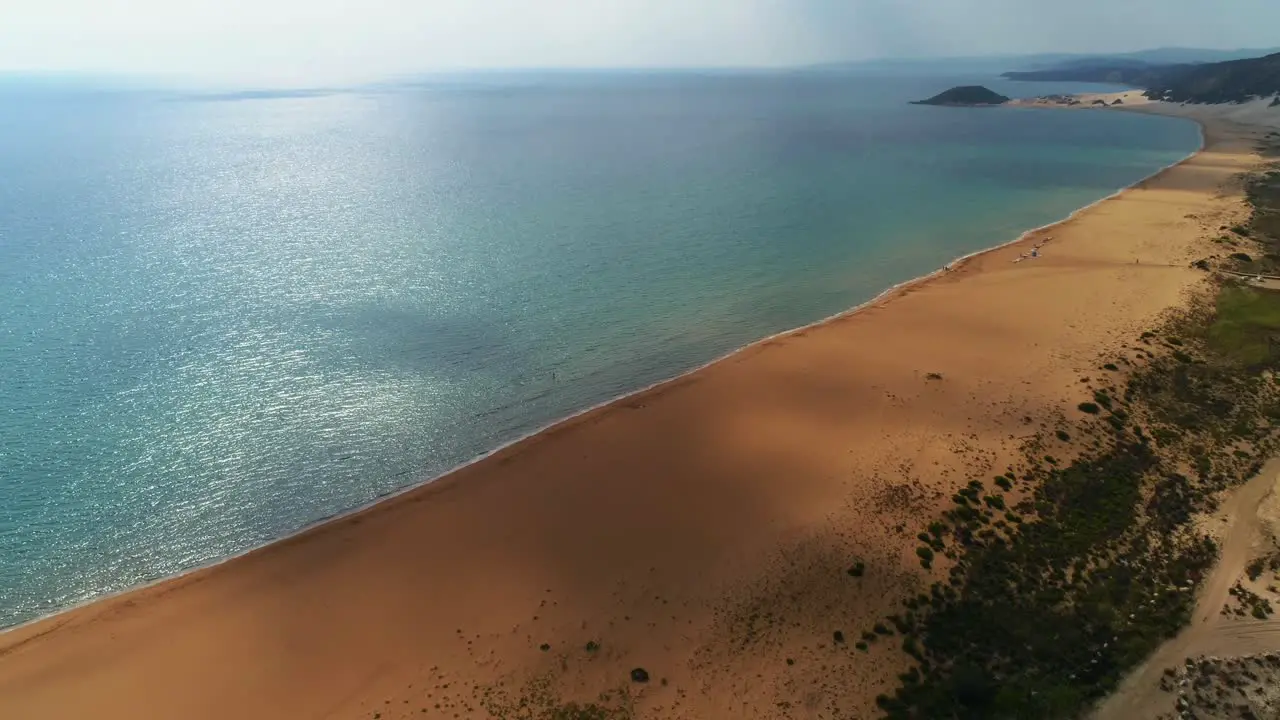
[{"left": 4, "top": 44, "right": 1277, "bottom": 92}]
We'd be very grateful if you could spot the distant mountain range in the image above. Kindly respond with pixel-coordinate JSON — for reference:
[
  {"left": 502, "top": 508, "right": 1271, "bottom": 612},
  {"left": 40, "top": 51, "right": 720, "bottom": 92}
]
[
  {"left": 1009, "top": 47, "right": 1280, "bottom": 70},
  {"left": 1002, "top": 51, "right": 1280, "bottom": 104},
  {"left": 815, "top": 47, "right": 1280, "bottom": 77}
]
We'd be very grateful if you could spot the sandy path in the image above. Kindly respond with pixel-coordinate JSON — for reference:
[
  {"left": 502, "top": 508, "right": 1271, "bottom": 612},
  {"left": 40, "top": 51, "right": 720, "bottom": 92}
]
[
  {"left": 0, "top": 104, "right": 1269, "bottom": 720},
  {"left": 1092, "top": 459, "right": 1280, "bottom": 720}
]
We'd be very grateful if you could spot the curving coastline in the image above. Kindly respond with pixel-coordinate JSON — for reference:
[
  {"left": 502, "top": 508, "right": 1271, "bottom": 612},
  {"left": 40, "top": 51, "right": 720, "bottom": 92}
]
[
  {"left": 0, "top": 97, "right": 1272, "bottom": 720},
  {"left": 0, "top": 108, "right": 1206, "bottom": 640}
]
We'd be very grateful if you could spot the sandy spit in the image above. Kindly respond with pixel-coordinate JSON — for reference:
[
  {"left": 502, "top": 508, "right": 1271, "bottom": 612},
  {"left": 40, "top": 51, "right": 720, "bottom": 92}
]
[{"left": 0, "top": 99, "right": 1275, "bottom": 720}]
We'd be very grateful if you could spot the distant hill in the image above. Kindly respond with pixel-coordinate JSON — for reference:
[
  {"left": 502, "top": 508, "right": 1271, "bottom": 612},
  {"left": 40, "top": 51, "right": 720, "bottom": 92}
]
[
  {"left": 816, "top": 47, "right": 1280, "bottom": 77},
  {"left": 1120, "top": 47, "right": 1280, "bottom": 65},
  {"left": 1003, "top": 47, "right": 1280, "bottom": 71},
  {"left": 1001, "top": 63, "right": 1189, "bottom": 87},
  {"left": 1144, "top": 52, "right": 1280, "bottom": 103},
  {"left": 911, "top": 86, "right": 1010, "bottom": 107},
  {"left": 1002, "top": 51, "right": 1280, "bottom": 104}
]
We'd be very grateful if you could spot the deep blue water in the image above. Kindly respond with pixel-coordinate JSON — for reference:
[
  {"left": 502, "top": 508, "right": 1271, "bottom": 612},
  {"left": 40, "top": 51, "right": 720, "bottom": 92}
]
[{"left": 0, "top": 71, "right": 1200, "bottom": 628}]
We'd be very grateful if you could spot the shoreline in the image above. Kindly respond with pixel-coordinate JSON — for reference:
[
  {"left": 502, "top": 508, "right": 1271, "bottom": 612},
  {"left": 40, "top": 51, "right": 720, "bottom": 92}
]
[
  {"left": 1, "top": 97, "right": 1272, "bottom": 720},
  {"left": 0, "top": 110, "right": 1207, "bottom": 638}
]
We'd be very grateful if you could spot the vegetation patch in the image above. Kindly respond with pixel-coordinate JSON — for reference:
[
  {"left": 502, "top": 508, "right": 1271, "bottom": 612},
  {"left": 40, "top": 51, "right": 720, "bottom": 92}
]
[
  {"left": 872, "top": 269, "right": 1280, "bottom": 717},
  {"left": 1205, "top": 284, "right": 1280, "bottom": 367},
  {"left": 481, "top": 676, "right": 634, "bottom": 720},
  {"left": 1226, "top": 582, "right": 1275, "bottom": 620}
]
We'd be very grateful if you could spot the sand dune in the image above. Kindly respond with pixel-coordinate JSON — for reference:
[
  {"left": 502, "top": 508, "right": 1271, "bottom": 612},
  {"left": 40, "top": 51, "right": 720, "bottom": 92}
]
[{"left": 0, "top": 102, "right": 1271, "bottom": 719}]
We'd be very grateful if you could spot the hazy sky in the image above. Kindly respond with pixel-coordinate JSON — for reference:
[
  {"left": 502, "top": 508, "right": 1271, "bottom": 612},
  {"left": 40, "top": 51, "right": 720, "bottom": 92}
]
[{"left": 3, "top": 0, "right": 1277, "bottom": 85}]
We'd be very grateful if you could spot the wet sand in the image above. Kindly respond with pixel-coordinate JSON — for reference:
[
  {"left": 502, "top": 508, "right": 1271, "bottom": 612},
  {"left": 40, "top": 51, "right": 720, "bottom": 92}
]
[{"left": 0, "top": 99, "right": 1274, "bottom": 719}]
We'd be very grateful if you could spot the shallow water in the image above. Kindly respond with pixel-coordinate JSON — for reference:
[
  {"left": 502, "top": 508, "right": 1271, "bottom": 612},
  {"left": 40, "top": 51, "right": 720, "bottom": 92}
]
[{"left": 0, "top": 71, "right": 1200, "bottom": 627}]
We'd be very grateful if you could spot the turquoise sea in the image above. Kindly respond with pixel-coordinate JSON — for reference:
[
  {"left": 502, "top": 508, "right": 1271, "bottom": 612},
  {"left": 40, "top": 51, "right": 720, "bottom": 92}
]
[{"left": 0, "top": 71, "right": 1200, "bottom": 628}]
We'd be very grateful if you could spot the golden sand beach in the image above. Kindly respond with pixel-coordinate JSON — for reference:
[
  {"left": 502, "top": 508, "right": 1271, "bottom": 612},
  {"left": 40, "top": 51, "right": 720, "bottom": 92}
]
[{"left": 1, "top": 97, "right": 1276, "bottom": 719}]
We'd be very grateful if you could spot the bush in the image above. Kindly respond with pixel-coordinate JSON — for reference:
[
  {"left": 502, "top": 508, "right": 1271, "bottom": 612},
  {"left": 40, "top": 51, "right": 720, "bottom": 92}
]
[
  {"left": 1055, "top": 430, "right": 1071, "bottom": 442},
  {"left": 1230, "top": 251, "right": 1254, "bottom": 262},
  {"left": 1078, "top": 402, "right": 1101, "bottom": 414},
  {"left": 847, "top": 561, "right": 866, "bottom": 577}
]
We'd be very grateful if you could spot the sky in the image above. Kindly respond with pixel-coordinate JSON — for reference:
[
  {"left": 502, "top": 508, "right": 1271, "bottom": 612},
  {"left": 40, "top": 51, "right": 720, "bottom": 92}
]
[{"left": 2, "top": 0, "right": 1278, "bottom": 86}]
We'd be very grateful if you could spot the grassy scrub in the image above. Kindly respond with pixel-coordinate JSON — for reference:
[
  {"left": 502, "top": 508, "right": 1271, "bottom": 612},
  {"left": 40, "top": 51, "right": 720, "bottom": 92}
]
[
  {"left": 874, "top": 156, "right": 1280, "bottom": 719},
  {"left": 1207, "top": 285, "right": 1280, "bottom": 367}
]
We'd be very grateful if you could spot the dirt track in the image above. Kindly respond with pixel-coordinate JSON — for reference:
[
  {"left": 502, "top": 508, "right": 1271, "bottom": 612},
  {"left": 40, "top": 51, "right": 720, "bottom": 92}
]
[{"left": 1092, "top": 458, "right": 1280, "bottom": 719}]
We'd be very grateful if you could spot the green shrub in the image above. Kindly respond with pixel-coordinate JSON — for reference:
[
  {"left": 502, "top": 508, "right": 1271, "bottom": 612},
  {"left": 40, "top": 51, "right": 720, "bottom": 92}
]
[{"left": 1078, "top": 402, "right": 1101, "bottom": 414}]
